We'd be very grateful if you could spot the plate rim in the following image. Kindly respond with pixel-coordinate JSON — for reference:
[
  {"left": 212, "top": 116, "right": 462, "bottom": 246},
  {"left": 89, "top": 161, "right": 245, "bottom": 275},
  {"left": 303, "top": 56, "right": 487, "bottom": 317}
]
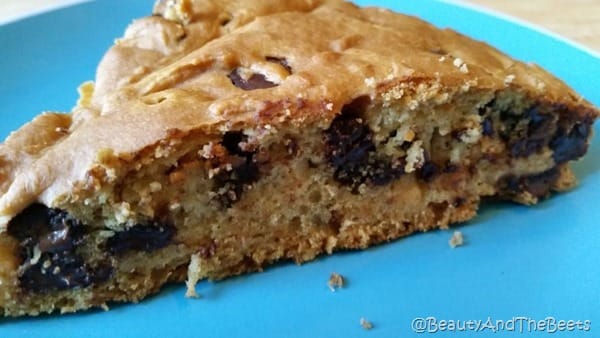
[{"left": 440, "top": 0, "right": 600, "bottom": 59}]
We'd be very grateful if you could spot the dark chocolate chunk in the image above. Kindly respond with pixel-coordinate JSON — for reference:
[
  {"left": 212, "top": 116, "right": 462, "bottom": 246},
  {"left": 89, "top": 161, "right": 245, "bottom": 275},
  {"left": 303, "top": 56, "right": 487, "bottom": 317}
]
[
  {"left": 213, "top": 159, "right": 260, "bottom": 207},
  {"left": 500, "top": 167, "right": 560, "bottom": 199},
  {"left": 453, "top": 198, "right": 465, "bottom": 208},
  {"left": 228, "top": 68, "right": 277, "bottom": 90},
  {"left": 221, "top": 131, "right": 250, "bottom": 157},
  {"left": 443, "top": 162, "right": 459, "bottom": 173},
  {"left": 505, "top": 106, "right": 555, "bottom": 158},
  {"left": 418, "top": 161, "right": 439, "bottom": 183},
  {"left": 340, "top": 95, "right": 371, "bottom": 117},
  {"left": 7, "top": 205, "right": 86, "bottom": 256},
  {"left": 522, "top": 167, "right": 561, "bottom": 198},
  {"left": 324, "top": 96, "right": 407, "bottom": 191},
  {"left": 212, "top": 131, "right": 261, "bottom": 208},
  {"left": 325, "top": 105, "right": 396, "bottom": 192},
  {"left": 6, "top": 204, "right": 50, "bottom": 245},
  {"left": 39, "top": 209, "right": 86, "bottom": 253},
  {"left": 19, "top": 252, "right": 112, "bottom": 293},
  {"left": 550, "top": 119, "right": 592, "bottom": 164},
  {"left": 481, "top": 117, "right": 494, "bottom": 136},
  {"left": 7, "top": 204, "right": 112, "bottom": 293},
  {"left": 368, "top": 160, "right": 405, "bottom": 186},
  {"left": 106, "top": 222, "right": 175, "bottom": 255},
  {"left": 478, "top": 99, "right": 494, "bottom": 115}
]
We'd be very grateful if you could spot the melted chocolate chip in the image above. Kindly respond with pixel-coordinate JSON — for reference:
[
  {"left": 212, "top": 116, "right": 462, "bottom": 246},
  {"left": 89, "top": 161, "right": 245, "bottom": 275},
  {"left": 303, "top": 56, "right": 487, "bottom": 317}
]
[
  {"left": 228, "top": 68, "right": 277, "bottom": 90},
  {"left": 503, "top": 106, "right": 555, "bottom": 158},
  {"left": 324, "top": 96, "right": 412, "bottom": 191},
  {"left": 7, "top": 204, "right": 50, "bottom": 245},
  {"left": 106, "top": 222, "right": 175, "bottom": 255},
  {"left": 20, "top": 252, "right": 112, "bottom": 293},
  {"left": 482, "top": 100, "right": 593, "bottom": 163},
  {"left": 213, "top": 159, "right": 260, "bottom": 207},
  {"left": 222, "top": 131, "right": 251, "bottom": 157},
  {"left": 478, "top": 99, "right": 496, "bottom": 115},
  {"left": 7, "top": 206, "right": 86, "bottom": 257},
  {"left": 213, "top": 131, "right": 261, "bottom": 208},
  {"left": 40, "top": 209, "right": 86, "bottom": 253},
  {"left": 443, "top": 163, "right": 459, "bottom": 173},
  {"left": 481, "top": 117, "right": 494, "bottom": 136},
  {"left": 367, "top": 160, "right": 405, "bottom": 186},
  {"left": 324, "top": 101, "right": 403, "bottom": 191},
  {"left": 453, "top": 198, "right": 465, "bottom": 208},
  {"left": 550, "top": 119, "right": 592, "bottom": 164},
  {"left": 418, "top": 161, "right": 439, "bottom": 183},
  {"left": 501, "top": 167, "right": 560, "bottom": 199},
  {"left": 7, "top": 204, "right": 112, "bottom": 293}
]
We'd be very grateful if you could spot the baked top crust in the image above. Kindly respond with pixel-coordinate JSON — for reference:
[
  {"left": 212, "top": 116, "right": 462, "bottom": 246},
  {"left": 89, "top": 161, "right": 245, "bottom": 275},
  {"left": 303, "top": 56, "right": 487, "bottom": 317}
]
[{"left": 0, "top": 0, "right": 598, "bottom": 227}]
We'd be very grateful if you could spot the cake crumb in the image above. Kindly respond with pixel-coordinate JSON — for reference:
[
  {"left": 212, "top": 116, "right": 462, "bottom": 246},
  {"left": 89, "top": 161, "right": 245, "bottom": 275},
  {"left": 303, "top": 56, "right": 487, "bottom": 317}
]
[
  {"left": 504, "top": 74, "right": 516, "bottom": 85},
  {"left": 149, "top": 181, "right": 162, "bottom": 192},
  {"left": 536, "top": 80, "right": 547, "bottom": 91},
  {"left": 404, "top": 128, "right": 416, "bottom": 142},
  {"left": 29, "top": 245, "right": 42, "bottom": 266},
  {"left": 364, "top": 77, "right": 376, "bottom": 88},
  {"left": 360, "top": 317, "right": 374, "bottom": 330},
  {"left": 404, "top": 140, "right": 424, "bottom": 173},
  {"left": 449, "top": 231, "right": 464, "bottom": 248},
  {"left": 162, "top": 0, "right": 193, "bottom": 24},
  {"left": 76, "top": 81, "right": 95, "bottom": 108},
  {"left": 459, "top": 127, "right": 482, "bottom": 144},
  {"left": 328, "top": 272, "right": 344, "bottom": 292},
  {"left": 185, "top": 253, "right": 203, "bottom": 298},
  {"left": 453, "top": 58, "right": 469, "bottom": 73}
]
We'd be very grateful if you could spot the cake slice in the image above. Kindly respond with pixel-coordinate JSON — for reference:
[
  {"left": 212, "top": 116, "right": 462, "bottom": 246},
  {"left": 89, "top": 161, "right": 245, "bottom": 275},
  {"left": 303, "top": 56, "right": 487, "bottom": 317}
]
[{"left": 0, "top": 0, "right": 598, "bottom": 316}]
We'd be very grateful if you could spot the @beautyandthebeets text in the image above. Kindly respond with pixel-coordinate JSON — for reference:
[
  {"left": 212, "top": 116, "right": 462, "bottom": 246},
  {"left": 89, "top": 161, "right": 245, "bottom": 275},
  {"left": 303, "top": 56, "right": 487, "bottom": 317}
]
[{"left": 411, "top": 316, "right": 591, "bottom": 334}]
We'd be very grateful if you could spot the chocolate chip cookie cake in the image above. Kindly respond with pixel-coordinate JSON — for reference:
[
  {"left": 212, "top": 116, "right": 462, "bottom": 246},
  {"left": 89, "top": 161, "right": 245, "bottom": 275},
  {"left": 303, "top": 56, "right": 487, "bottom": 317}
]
[{"left": 0, "top": 0, "right": 598, "bottom": 316}]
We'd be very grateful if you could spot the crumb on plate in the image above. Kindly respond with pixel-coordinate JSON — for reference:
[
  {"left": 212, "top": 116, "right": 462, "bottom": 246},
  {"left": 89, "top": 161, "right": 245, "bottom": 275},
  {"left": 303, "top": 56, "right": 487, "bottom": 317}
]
[
  {"left": 360, "top": 317, "right": 374, "bottom": 330},
  {"left": 449, "top": 230, "right": 464, "bottom": 248},
  {"left": 328, "top": 272, "right": 344, "bottom": 292}
]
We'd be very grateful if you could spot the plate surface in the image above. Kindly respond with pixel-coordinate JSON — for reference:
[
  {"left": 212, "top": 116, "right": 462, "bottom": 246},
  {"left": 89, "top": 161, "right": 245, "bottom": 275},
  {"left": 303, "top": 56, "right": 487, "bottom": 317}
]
[{"left": 1, "top": 1, "right": 599, "bottom": 337}]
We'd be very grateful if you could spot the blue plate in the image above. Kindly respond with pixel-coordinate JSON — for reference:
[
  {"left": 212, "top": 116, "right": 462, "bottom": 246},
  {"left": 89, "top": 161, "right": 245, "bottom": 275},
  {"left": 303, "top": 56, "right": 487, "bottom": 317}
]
[{"left": 1, "top": 1, "right": 598, "bottom": 337}]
